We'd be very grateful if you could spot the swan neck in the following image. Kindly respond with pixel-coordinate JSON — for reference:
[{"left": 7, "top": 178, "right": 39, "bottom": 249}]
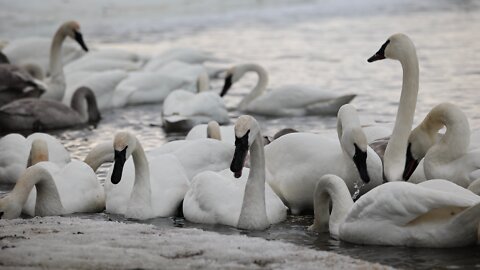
[
  {"left": 49, "top": 27, "right": 66, "bottom": 78},
  {"left": 239, "top": 64, "right": 268, "bottom": 110},
  {"left": 384, "top": 50, "right": 419, "bottom": 181},
  {"left": 238, "top": 131, "right": 269, "bottom": 229},
  {"left": 130, "top": 138, "right": 151, "bottom": 209},
  {"left": 71, "top": 88, "right": 100, "bottom": 123},
  {"left": 84, "top": 142, "right": 114, "bottom": 172},
  {"left": 10, "top": 165, "right": 64, "bottom": 216}
]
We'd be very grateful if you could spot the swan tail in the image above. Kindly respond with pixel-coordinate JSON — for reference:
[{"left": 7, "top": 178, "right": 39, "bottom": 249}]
[
  {"left": 447, "top": 202, "right": 480, "bottom": 246},
  {"left": 306, "top": 94, "right": 356, "bottom": 116}
]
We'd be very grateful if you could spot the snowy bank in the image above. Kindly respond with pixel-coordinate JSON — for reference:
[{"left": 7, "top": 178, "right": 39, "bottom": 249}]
[{"left": 0, "top": 217, "right": 392, "bottom": 269}]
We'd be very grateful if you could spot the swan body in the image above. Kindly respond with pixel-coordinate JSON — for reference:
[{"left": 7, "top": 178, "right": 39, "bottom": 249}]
[
  {"left": 0, "top": 87, "right": 101, "bottom": 132},
  {"left": 183, "top": 115, "right": 287, "bottom": 230},
  {"left": 310, "top": 174, "right": 480, "bottom": 247},
  {"left": 63, "top": 70, "right": 128, "bottom": 110},
  {"left": 106, "top": 132, "right": 190, "bottom": 219},
  {"left": 162, "top": 73, "right": 230, "bottom": 132},
  {"left": 404, "top": 103, "right": 480, "bottom": 187},
  {"left": 112, "top": 71, "right": 193, "bottom": 107},
  {"left": 3, "top": 38, "right": 85, "bottom": 75},
  {"left": 0, "top": 133, "right": 70, "bottom": 184},
  {"left": 367, "top": 33, "right": 419, "bottom": 182},
  {"left": 220, "top": 63, "right": 355, "bottom": 116},
  {"left": 265, "top": 105, "right": 383, "bottom": 214},
  {"left": 144, "top": 48, "right": 221, "bottom": 71}
]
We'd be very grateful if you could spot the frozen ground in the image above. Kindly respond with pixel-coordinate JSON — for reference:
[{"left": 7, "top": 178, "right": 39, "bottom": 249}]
[{"left": 0, "top": 217, "right": 391, "bottom": 269}]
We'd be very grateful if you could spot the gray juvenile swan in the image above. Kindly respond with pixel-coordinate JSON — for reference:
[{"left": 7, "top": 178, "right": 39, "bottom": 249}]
[
  {"left": 0, "top": 64, "right": 46, "bottom": 107},
  {"left": 0, "top": 86, "right": 100, "bottom": 132}
]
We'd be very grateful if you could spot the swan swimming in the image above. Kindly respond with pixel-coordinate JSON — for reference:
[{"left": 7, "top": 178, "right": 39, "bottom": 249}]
[
  {"left": 183, "top": 115, "right": 287, "bottom": 230},
  {"left": 0, "top": 87, "right": 101, "bottom": 132},
  {"left": 0, "top": 139, "right": 104, "bottom": 219},
  {"left": 367, "top": 33, "right": 419, "bottom": 182},
  {"left": 309, "top": 174, "right": 480, "bottom": 247},
  {"left": 219, "top": 63, "right": 355, "bottom": 116},
  {"left": 403, "top": 103, "right": 480, "bottom": 187},
  {"left": 264, "top": 104, "right": 383, "bottom": 214}
]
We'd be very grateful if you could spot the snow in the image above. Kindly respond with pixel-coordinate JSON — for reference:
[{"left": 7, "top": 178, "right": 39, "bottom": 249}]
[{"left": 0, "top": 216, "right": 392, "bottom": 269}]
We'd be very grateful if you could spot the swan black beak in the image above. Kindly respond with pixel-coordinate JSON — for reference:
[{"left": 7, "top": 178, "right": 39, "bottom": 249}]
[
  {"left": 231, "top": 131, "right": 249, "bottom": 178},
  {"left": 111, "top": 146, "right": 128, "bottom": 184},
  {"left": 353, "top": 143, "right": 370, "bottom": 184},
  {"left": 368, "top": 39, "right": 389, "bottom": 63},
  {"left": 74, "top": 31, "right": 89, "bottom": 52},
  {"left": 220, "top": 74, "right": 233, "bottom": 97},
  {"left": 403, "top": 143, "right": 419, "bottom": 181}
]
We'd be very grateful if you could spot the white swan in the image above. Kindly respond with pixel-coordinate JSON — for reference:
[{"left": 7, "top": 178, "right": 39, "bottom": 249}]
[
  {"left": 144, "top": 48, "right": 222, "bottom": 71},
  {"left": 183, "top": 115, "right": 287, "bottom": 230},
  {"left": 112, "top": 71, "right": 194, "bottom": 107},
  {"left": 63, "top": 70, "right": 128, "bottom": 110},
  {"left": 367, "top": 33, "right": 419, "bottom": 182},
  {"left": 0, "top": 133, "right": 70, "bottom": 184},
  {"left": 106, "top": 132, "right": 190, "bottom": 219},
  {"left": 0, "top": 87, "right": 101, "bottom": 132},
  {"left": 265, "top": 104, "right": 383, "bottom": 214},
  {"left": 403, "top": 103, "right": 480, "bottom": 187},
  {"left": 309, "top": 174, "right": 480, "bottom": 247},
  {"left": 162, "top": 72, "right": 230, "bottom": 132},
  {"left": 0, "top": 139, "right": 104, "bottom": 219},
  {"left": 219, "top": 63, "right": 355, "bottom": 116}
]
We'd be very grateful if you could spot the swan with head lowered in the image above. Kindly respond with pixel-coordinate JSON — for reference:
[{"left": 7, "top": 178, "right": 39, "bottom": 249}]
[
  {"left": 162, "top": 72, "right": 230, "bottom": 132},
  {"left": 220, "top": 63, "right": 355, "bottom": 116},
  {"left": 3, "top": 21, "right": 89, "bottom": 101},
  {"left": 183, "top": 115, "right": 287, "bottom": 230},
  {"left": 366, "top": 33, "right": 420, "bottom": 182},
  {"left": 403, "top": 103, "right": 480, "bottom": 187},
  {"left": 0, "top": 87, "right": 101, "bottom": 132},
  {"left": 0, "top": 139, "right": 104, "bottom": 219},
  {"left": 309, "top": 174, "right": 480, "bottom": 247},
  {"left": 264, "top": 104, "right": 382, "bottom": 214}
]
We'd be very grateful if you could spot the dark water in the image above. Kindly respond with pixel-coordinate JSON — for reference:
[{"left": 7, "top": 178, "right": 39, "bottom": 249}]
[{"left": 2, "top": 0, "right": 480, "bottom": 269}]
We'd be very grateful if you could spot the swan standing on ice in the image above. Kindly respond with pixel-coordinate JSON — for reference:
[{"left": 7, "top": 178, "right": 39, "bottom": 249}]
[
  {"left": 0, "top": 139, "right": 104, "bottom": 219},
  {"left": 162, "top": 72, "right": 230, "bottom": 132},
  {"left": 309, "top": 174, "right": 480, "bottom": 248},
  {"left": 0, "top": 87, "right": 101, "bottom": 132},
  {"left": 403, "top": 103, "right": 480, "bottom": 187},
  {"left": 183, "top": 115, "right": 287, "bottom": 230},
  {"left": 0, "top": 133, "right": 70, "bottom": 184},
  {"left": 367, "top": 33, "right": 419, "bottom": 182},
  {"left": 107, "top": 132, "right": 190, "bottom": 219},
  {"left": 219, "top": 63, "right": 355, "bottom": 116},
  {"left": 264, "top": 104, "right": 383, "bottom": 214}
]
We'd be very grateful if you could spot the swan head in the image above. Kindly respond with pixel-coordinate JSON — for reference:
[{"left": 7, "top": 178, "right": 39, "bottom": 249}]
[
  {"left": 403, "top": 122, "right": 437, "bottom": 180},
  {"left": 220, "top": 65, "right": 247, "bottom": 97},
  {"left": 0, "top": 195, "right": 22, "bottom": 219},
  {"left": 62, "top": 20, "right": 89, "bottom": 52},
  {"left": 111, "top": 132, "right": 136, "bottom": 185},
  {"left": 342, "top": 128, "right": 370, "bottom": 184},
  {"left": 27, "top": 139, "right": 49, "bottom": 167},
  {"left": 368, "top": 33, "right": 415, "bottom": 63},
  {"left": 230, "top": 115, "right": 260, "bottom": 178}
]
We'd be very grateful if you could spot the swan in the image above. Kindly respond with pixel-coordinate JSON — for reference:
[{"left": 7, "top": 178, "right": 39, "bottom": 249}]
[
  {"left": 0, "top": 87, "right": 101, "bottom": 132},
  {"left": 219, "top": 63, "right": 355, "bottom": 116},
  {"left": 264, "top": 104, "right": 383, "bottom": 214},
  {"left": 0, "top": 64, "right": 46, "bottom": 106},
  {"left": 309, "top": 174, "right": 480, "bottom": 247},
  {"left": 403, "top": 103, "right": 480, "bottom": 187},
  {"left": 144, "top": 48, "right": 222, "bottom": 71},
  {"left": 112, "top": 71, "right": 194, "bottom": 107},
  {"left": 0, "top": 139, "right": 104, "bottom": 219},
  {"left": 3, "top": 37, "right": 86, "bottom": 76},
  {"left": 162, "top": 72, "right": 230, "bottom": 132},
  {"left": 106, "top": 132, "right": 190, "bottom": 219},
  {"left": 0, "top": 133, "right": 70, "bottom": 184},
  {"left": 186, "top": 123, "right": 236, "bottom": 143},
  {"left": 367, "top": 33, "right": 419, "bottom": 182},
  {"left": 183, "top": 115, "right": 287, "bottom": 230},
  {"left": 63, "top": 70, "right": 128, "bottom": 110}
]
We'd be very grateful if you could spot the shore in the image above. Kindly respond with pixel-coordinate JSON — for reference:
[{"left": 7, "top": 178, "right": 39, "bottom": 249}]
[{"left": 0, "top": 217, "right": 391, "bottom": 269}]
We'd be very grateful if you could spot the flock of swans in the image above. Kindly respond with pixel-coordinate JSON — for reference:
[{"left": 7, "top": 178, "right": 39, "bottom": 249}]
[{"left": 1, "top": 20, "right": 480, "bottom": 249}]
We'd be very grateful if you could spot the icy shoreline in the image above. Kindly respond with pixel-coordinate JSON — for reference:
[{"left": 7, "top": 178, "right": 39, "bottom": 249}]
[{"left": 0, "top": 217, "right": 391, "bottom": 269}]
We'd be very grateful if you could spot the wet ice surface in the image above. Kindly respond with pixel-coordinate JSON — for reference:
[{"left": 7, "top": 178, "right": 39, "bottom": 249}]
[{"left": 1, "top": 0, "right": 480, "bottom": 269}]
